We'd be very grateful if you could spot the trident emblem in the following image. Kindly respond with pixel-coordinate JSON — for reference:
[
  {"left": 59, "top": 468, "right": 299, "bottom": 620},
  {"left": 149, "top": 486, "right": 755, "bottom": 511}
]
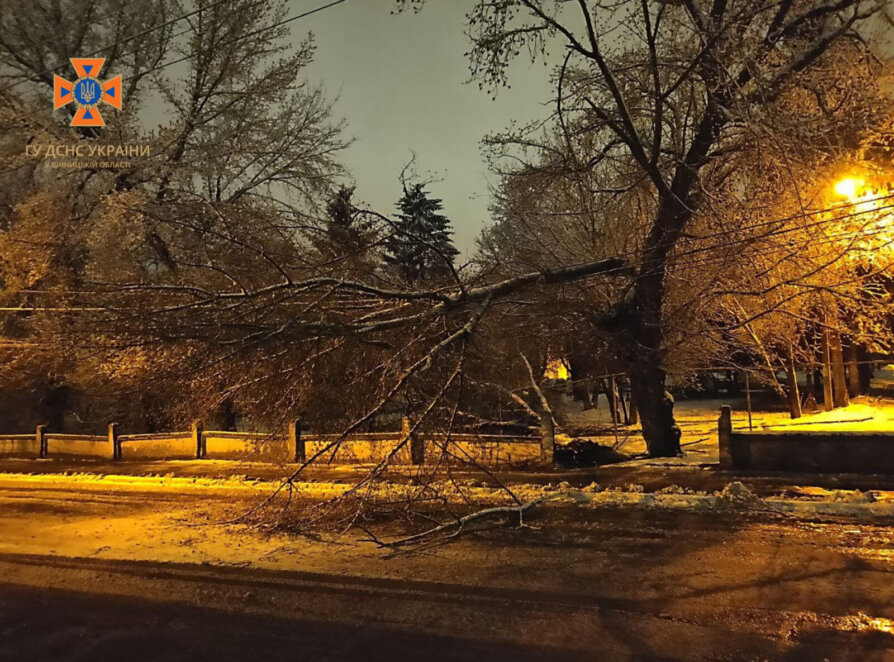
[
  {"left": 79, "top": 79, "right": 98, "bottom": 104},
  {"left": 53, "top": 58, "right": 122, "bottom": 128}
]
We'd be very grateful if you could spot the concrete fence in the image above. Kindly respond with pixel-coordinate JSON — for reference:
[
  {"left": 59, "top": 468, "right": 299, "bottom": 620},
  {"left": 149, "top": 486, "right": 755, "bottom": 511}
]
[
  {"left": 0, "top": 418, "right": 541, "bottom": 467},
  {"left": 718, "top": 405, "right": 894, "bottom": 474}
]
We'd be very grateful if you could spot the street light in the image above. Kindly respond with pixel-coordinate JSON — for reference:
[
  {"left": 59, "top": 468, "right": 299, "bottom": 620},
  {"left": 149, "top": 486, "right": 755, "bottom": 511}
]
[{"left": 834, "top": 176, "right": 865, "bottom": 201}]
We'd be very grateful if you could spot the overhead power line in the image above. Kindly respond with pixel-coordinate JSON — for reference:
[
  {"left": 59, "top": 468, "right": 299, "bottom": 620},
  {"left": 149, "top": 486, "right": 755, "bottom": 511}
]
[
  {"left": 7, "top": 0, "right": 349, "bottom": 89},
  {"left": 8, "top": 0, "right": 233, "bottom": 89},
  {"left": 136, "top": 0, "right": 349, "bottom": 79}
]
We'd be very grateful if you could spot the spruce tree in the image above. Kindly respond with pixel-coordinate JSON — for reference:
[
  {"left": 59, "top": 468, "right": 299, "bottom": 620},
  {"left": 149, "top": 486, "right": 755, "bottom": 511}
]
[
  {"left": 316, "top": 185, "right": 378, "bottom": 260},
  {"left": 384, "top": 184, "right": 459, "bottom": 283}
]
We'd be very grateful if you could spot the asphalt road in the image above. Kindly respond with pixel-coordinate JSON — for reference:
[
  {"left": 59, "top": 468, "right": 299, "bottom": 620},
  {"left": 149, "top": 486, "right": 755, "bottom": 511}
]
[{"left": 0, "top": 480, "right": 892, "bottom": 661}]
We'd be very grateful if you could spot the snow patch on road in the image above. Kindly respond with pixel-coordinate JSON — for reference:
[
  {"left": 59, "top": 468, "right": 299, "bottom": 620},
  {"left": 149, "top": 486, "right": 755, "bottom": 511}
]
[
  {"left": 1, "top": 471, "right": 892, "bottom": 521},
  {"left": 474, "top": 480, "right": 894, "bottom": 520}
]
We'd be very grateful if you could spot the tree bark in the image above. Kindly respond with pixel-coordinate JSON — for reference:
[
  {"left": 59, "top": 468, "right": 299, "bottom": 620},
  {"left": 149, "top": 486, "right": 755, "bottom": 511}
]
[
  {"left": 845, "top": 341, "right": 861, "bottom": 398},
  {"left": 829, "top": 330, "right": 849, "bottom": 408},
  {"left": 621, "top": 100, "right": 723, "bottom": 457},
  {"left": 627, "top": 360, "right": 680, "bottom": 457},
  {"left": 821, "top": 330, "right": 834, "bottom": 411},
  {"left": 785, "top": 348, "right": 801, "bottom": 419},
  {"left": 625, "top": 224, "right": 682, "bottom": 457}
]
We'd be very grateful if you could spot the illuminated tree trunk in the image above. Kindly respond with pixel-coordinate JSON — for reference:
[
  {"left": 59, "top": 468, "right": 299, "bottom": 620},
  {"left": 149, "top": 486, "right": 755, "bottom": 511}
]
[
  {"left": 821, "top": 330, "right": 834, "bottom": 411},
  {"left": 845, "top": 342, "right": 861, "bottom": 398},
  {"left": 785, "top": 348, "right": 802, "bottom": 419},
  {"left": 829, "top": 330, "right": 849, "bottom": 408}
]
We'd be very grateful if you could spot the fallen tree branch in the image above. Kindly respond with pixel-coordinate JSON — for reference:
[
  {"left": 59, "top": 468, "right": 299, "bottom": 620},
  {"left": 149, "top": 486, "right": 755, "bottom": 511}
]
[{"left": 364, "top": 490, "right": 583, "bottom": 548}]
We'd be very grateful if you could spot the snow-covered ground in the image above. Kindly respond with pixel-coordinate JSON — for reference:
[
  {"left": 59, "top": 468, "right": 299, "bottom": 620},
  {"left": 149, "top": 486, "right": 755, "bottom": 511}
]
[
  {"left": 558, "top": 394, "right": 894, "bottom": 469},
  {"left": 1, "top": 419, "right": 892, "bottom": 659},
  {"left": 1, "top": 476, "right": 892, "bottom": 661},
  {"left": 1, "top": 470, "right": 891, "bottom": 523}
]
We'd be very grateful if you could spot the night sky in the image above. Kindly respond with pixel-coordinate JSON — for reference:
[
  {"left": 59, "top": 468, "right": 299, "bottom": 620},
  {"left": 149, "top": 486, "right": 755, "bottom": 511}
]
[{"left": 300, "top": 0, "right": 555, "bottom": 256}]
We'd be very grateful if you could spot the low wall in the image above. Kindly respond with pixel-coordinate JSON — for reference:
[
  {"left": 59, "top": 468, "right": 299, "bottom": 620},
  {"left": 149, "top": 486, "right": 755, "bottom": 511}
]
[
  {"left": 203, "top": 432, "right": 290, "bottom": 463},
  {"left": 305, "top": 435, "right": 412, "bottom": 464},
  {"left": 304, "top": 433, "right": 538, "bottom": 466},
  {"left": 718, "top": 406, "right": 894, "bottom": 474},
  {"left": 0, "top": 427, "right": 540, "bottom": 467},
  {"left": 46, "top": 434, "right": 109, "bottom": 459},
  {"left": 439, "top": 436, "right": 541, "bottom": 466},
  {"left": 119, "top": 432, "right": 196, "bottom": 461},
  {"left": 0, "top": 435, "right": 38, "bottom": 458}
]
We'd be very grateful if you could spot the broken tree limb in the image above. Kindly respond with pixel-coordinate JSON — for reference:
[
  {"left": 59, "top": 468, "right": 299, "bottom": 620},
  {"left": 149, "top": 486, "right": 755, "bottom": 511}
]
[{"left": 365, "top": 491, "right": 582, "bottom": 548}]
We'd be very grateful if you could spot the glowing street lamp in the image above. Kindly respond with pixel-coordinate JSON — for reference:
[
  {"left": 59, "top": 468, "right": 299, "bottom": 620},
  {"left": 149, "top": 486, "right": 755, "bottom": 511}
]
[
  {"left": 834, "top": 176, "right": 865, "bottom": 201},
  {"left": 829, "top": 173, "right": 894, "bottom": 262}
]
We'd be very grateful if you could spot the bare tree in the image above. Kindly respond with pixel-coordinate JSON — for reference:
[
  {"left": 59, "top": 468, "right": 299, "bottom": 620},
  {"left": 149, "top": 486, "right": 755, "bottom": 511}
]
[
  {"left": 398, "top": 0, "right": 889, "bottom": 455},
  {"left": 0, "top": 0, "right": 350, "bottom": 429}
]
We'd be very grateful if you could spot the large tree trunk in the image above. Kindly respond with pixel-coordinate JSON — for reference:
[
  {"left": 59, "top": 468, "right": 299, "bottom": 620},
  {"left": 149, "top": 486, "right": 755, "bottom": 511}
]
[
  {"left": 567, "top": 356, "right": 593, "bottom": 409},
  {"left": 626, "top": 264, "right": 682, "bottom": 457},
  {"left": 628, "top": 360, "right": 680, "bottom": 457},
  {"left": 520, "top": 353, "right": 555, "bottom": 465},
  {"left": 626, "top": 251, "right": 682, "bottom": 457},
  {"left": 829, "top": 330, "right": 849, "bottom": 408},
  {"left": 622, "top": 102, "right": 721, "bottom": 457}
]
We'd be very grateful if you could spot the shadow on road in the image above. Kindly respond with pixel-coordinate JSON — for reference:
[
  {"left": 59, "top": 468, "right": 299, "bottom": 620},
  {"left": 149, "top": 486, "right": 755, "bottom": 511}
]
[{"left": 0, "top": 582, "right": 589, "bottom": 662}]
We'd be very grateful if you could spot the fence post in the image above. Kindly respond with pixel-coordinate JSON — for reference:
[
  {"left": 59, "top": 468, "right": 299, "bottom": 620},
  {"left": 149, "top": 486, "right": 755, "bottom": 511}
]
[
  {"left": 404, "top": 416, "right": 424, "bottom": 465},
  {"left": 290, "top": 419, "right": 304, "bottom": 463},
  {"left": 192, "top": 422, "right": 205, "bottom": 459},
  {"left": 36, "top": 424, "right": 47, "bottom": 459},
  {"left": 718, "top": 406, "right": 733, "bottom": 469},
  {"left": 108, "top": 422, "right": 119, "bottom": 460}
]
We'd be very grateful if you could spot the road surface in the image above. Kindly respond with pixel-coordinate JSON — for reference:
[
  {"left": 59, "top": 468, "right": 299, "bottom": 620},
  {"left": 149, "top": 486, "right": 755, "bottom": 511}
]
[{"left": 0, "top": 477, "right": 891, "bottom": 661}]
